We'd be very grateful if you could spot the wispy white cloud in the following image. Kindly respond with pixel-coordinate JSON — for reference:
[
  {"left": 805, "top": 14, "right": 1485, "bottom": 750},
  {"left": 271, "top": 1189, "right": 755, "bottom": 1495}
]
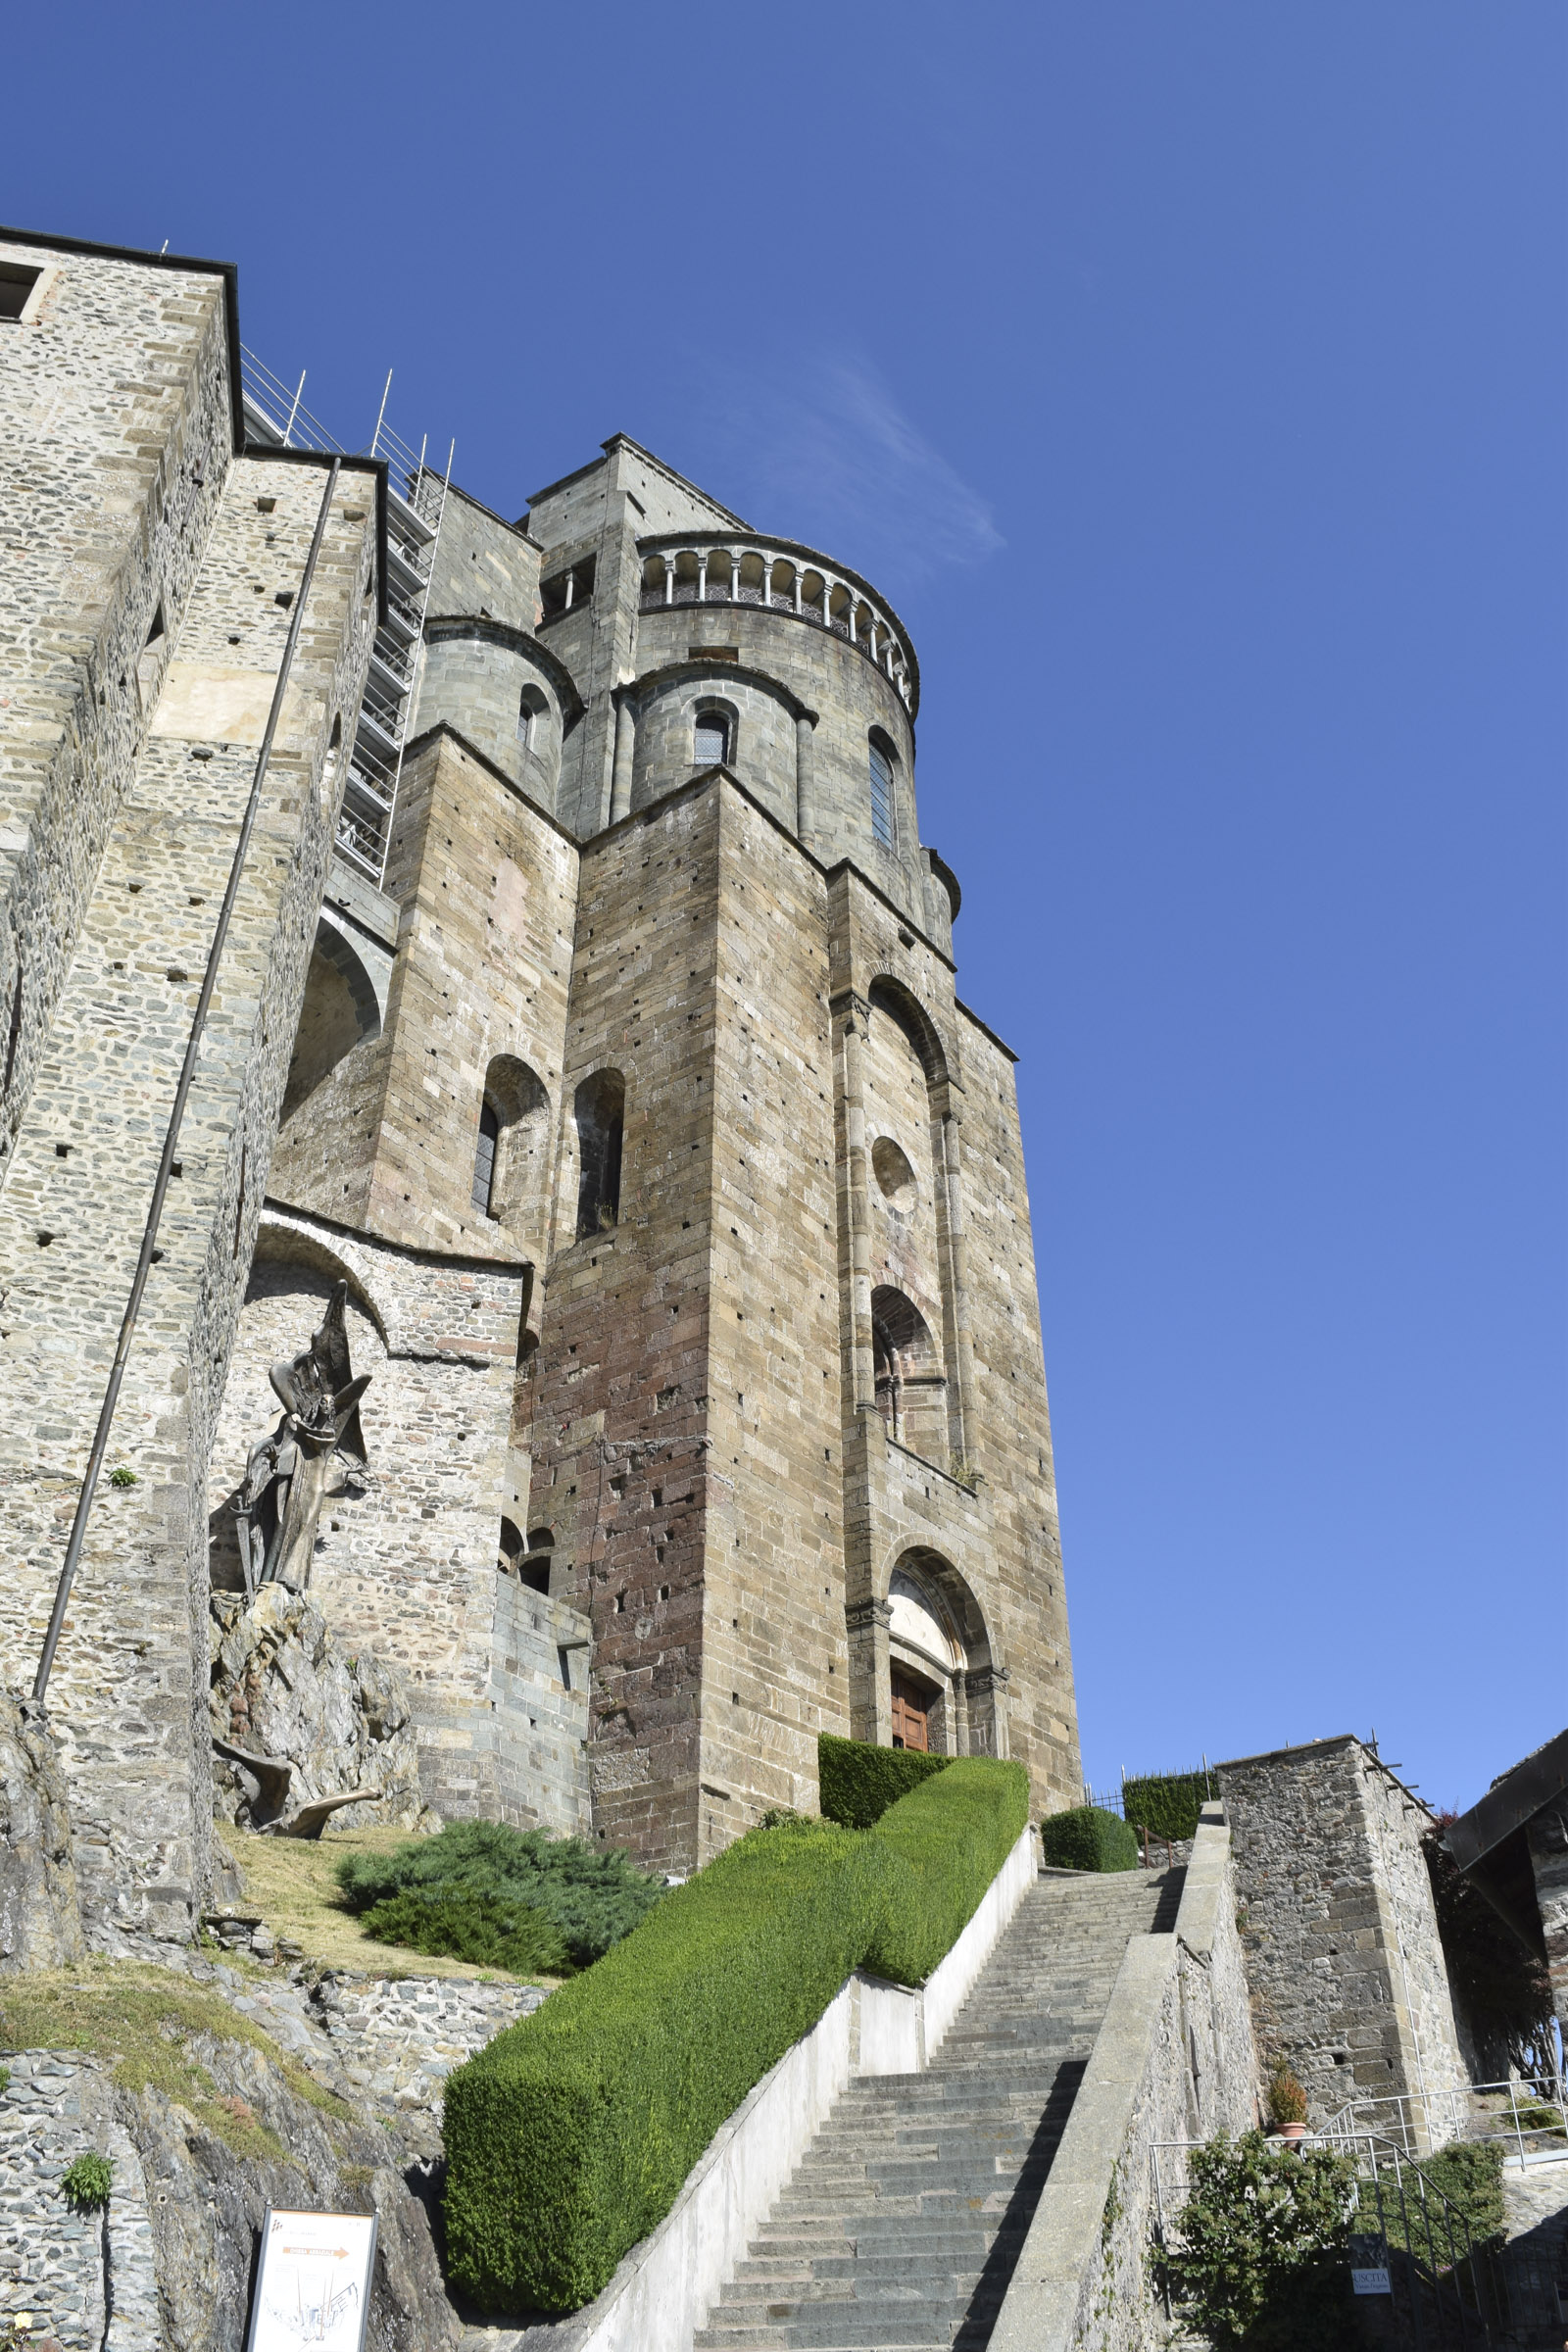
[{"left": 695, "top": 355, "right": 1004, "bottom": 596}]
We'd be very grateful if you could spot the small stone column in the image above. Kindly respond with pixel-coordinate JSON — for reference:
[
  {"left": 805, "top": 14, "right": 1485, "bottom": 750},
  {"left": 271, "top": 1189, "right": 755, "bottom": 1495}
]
[
  {"left": 839, "top": 1000, "right": 875, "bottom": 1412},
  {"left": 662, "top": 555, "right": 674, "bottom": 606},
  {"left": 610, "top": 696, "right": 636, "bottom": 824},
  {"left": 940, "top": 1106, "right": 979, "bottom": 1466}
]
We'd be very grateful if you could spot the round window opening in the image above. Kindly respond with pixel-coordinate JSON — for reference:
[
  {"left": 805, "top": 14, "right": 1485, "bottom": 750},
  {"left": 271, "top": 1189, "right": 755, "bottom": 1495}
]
[{"left": 871, "top": 1136, "right": 917, "bottom": 1212}]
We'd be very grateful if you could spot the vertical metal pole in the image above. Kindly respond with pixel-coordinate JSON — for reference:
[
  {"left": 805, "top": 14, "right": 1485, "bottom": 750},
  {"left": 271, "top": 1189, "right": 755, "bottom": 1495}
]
[
  {"left": 31, "top": 460, "right": 342, "bottom": 1702},
  {"left": 371, "top": 368, "right": 393, "bottom": 460}
]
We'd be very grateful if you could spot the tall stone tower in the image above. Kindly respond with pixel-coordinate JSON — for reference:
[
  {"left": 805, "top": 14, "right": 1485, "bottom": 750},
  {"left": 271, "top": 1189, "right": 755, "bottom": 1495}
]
[
  {"left": 260, "top": 434, "right": 1081, "bottom": 1875},
  {"left": 0, "top": 220, "right": 1080, "bottom": 1923}
]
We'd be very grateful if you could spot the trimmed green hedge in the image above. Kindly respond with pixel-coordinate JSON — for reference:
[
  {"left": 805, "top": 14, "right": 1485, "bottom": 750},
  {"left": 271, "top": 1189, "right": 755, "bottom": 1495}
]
[
  {"left": 866, "top": 1757, "right": 1030, "bottom": 1983},
  {"left": 1121, "top": 1768, "right": 1218, "bottom": 1843},
  {"left": 443, "top": 1755, "right": 1027, "bottom": 2315},
  {"left": 1039, "top": 1803, "right": 1139, "bottom": 1872},
  {"left": 817, "top": 1731, "right": 950, "bottom": 1828}
]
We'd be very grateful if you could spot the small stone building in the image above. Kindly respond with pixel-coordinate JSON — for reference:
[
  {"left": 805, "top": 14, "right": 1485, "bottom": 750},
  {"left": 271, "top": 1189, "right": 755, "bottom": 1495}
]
[
  {"left": 0, "top": 225, "right": 1082, "bottom": 1929},
  {"left": 1219, "top": 1735, "right": 1478, "bottom": 2121}
]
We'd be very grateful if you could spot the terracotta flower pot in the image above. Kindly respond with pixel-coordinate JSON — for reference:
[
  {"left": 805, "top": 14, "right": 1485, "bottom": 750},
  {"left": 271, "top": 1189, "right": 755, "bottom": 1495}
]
[{"left": 1278, "top": 2120, "right": 1307, "bottom": 2145}]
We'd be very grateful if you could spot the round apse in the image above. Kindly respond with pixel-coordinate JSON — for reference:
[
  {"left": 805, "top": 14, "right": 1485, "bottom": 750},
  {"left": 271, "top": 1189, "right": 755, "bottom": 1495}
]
[{"left": 871, "top": 1136, "right": 917, "bottom": 1213}]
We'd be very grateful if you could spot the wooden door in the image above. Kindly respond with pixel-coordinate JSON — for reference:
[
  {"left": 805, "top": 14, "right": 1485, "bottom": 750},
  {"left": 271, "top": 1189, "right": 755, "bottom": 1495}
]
[{"left": 890, "top": 1671, "right": 930, "bottom": 1752}]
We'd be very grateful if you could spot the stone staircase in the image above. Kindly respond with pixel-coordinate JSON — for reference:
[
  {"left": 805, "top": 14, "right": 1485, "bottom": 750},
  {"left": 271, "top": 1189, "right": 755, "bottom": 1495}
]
[{"left": 694, "top": 1865, "right": 1183, "bottom": 2352}]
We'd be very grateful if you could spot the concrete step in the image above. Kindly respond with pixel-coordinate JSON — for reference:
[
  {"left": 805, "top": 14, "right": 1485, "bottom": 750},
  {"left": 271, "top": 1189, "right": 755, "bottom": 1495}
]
[{"left": 698, "top": 1866, "right": 1181, "bottom": 2352}]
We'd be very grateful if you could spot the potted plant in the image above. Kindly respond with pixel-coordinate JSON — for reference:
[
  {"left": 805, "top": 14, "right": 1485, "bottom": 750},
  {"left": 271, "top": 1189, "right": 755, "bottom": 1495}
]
[{"left": 1267, "top": 2058, "right": 1309, "bottom": 2144}]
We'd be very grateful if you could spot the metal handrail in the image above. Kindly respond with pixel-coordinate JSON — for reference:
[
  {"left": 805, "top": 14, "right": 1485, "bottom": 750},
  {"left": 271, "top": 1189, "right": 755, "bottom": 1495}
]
[{"left": 1315, "top": 2074, "right": 1568, "bottom": 2165}]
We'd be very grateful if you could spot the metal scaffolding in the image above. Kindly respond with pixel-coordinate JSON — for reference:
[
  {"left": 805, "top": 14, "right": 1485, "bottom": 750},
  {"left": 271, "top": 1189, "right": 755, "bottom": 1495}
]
[{"left": 239, "top": 348, "right": 453, "bottom": 883}]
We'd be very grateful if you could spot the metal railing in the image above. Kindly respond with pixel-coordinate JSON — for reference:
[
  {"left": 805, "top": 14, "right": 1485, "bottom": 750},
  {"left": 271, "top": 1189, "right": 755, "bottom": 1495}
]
[
  {"left": 238, "top": 347, "right": 453, "bottom": 883},
  {"left": 1315, "top": 2075, "right": 1568, "bottom": 2167}
]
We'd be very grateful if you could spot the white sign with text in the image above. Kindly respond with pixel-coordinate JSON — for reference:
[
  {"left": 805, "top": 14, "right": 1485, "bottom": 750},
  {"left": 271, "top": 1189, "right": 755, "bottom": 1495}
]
[{"left": 245, "top": 2208, "right": 377, "bottom": 2351}]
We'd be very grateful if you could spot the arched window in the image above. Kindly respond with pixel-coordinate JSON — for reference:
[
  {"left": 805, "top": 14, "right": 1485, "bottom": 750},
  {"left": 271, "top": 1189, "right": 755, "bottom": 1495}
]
[
  {"left": 471, "top": 1055, "right": 550, "bottom": 1237},
  {"left": 871, "top": 1285, "right": 947, "bottom": 1461},
  {"left": 517, "top": 682, "right": 548, "bottom": 752},
  {"left": 522, "top": 1526, "right": 555, "bottom": 1594},
  {"left": 471, "top": 1099, "right": 501, "bottom": 1214},
  {"left": 574, "top": 1068, "right": 625, "bottom": 1237},
  {"left": 868, "top": 731, "right": 897, "bottom": 847},
  {"left": 694, "top": 709, "right": 730, "bottom": 767}
]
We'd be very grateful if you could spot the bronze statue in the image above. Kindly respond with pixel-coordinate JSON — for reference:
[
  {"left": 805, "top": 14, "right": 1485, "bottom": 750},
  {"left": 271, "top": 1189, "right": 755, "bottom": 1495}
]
[{"left": 233, "top": 1282, "right": 369, "bottom": 1595}]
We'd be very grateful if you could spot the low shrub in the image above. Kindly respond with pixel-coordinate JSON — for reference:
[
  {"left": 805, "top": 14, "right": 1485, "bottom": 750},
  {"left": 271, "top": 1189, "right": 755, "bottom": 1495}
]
[
  {"left": 62, "top": 2153, "right": 115, "bottom": 2210},
  {"left": 334, "top": 1822, "right": 662, "bottom": 1969},
  {"left": 1122, "top": 1766, "right": 1218, "bottom": 1843},
  {"left": 361, "top": 1890, "right": 571, "bottom": 1978},
  {"left": 865, "top": 1756, "right": 1029, "bottom": 1984},
  {"left": 1385, "top": 2140, "right": 1504, "bottom": 2254},
  {"left": 444, "top": 1757, "right": 1027, "bottom": 2314},
  {"left": 1163, "top": 2130, "right": 1356, "bottom": 2350},
  {"left": 817, "top": 1732, "right": 949, "bottom": 1829},
  {"left": 443, "top": 1814, "right": 898, "bottom": 2312},
  {"left": 1039, "top": 1803, "right": 1139, "bottom": 1873}
]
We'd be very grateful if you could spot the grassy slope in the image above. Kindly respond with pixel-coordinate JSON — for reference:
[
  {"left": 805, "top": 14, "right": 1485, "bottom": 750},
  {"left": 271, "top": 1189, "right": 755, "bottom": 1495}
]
[{"left": 220, "top": 1827, "right": 560, "bottom": 1985}]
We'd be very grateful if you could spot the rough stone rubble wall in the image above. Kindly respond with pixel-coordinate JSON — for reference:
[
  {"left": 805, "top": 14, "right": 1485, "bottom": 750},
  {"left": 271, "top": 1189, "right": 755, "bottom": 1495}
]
[
  {"left": 0, "top": 450, "right": 377, "bottom": 1938},
  {"left": 0, "top": 240, "right": 231, "bottom": 1166},
  {"left": 1219, "top": 1735, "right": 1473, "bottom": 2116},
  {"left": 0, "top": 2052, "right": 162, "bottom": 2352},
  {"left": 1528, "top": 1794, "right": 1568, "bottom": 2026}
]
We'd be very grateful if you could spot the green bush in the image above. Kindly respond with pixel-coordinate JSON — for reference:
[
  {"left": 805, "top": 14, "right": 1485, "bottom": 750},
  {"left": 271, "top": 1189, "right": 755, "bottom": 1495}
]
[
  {"left": 865, "top": 1757, "right": 1029, "bottom": 1984},
  {"left": 334, "top": 1822, "right": 662, "bottom": 1969},
  {"left": 361, "top": 1889, "right": 571, "bottom": 1978},
  {"left": 817, "top": 1731, "right": 949, "bottom": 1828},
  {"left": 1122, "top": 1767, "right": 1218, "bottom": 1843},
  {"left": 62, "top": 2152, "right": 115, "bottom": 2210},
  {"left": 1039, "top": 1803, "right": 1139, "bottom": 1872},
  {"left": 444, "top": 1757, "right": 1027, "bottom": 2314},
  {"left": 1385, "top": 2140, "right": 1504, "bottom": 2255},
  {"left": 1164, "top": 2130, "right": 1356, "bottom": 2350}
]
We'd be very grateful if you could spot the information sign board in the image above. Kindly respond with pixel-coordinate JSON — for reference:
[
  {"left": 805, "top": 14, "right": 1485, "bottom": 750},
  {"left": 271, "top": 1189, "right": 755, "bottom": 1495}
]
[
  {"left": 244, "top": 2208, "right": 377, "bottom": 2351},
  {"left": 1351, "top": 2266, "right": 1393, "bottom": 2296}
]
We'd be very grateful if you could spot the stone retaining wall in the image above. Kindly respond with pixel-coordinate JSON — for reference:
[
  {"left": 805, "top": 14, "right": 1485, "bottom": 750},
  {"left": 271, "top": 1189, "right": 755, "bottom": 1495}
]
[
  {"left": 989, "top": 1806, "right": 1259, "bottom": 2352},
  {"left": 309, "top": 1971, "right": 547, "bottom": 2112},
  {"left": 0, "top": 2051, "right": 162, "bottom": 2352}
]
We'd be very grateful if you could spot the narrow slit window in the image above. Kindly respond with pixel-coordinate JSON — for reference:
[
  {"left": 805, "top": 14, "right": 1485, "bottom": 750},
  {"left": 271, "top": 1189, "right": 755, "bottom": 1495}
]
[
  {"left": 471, "top": 1099, "right": 500, "bottom": 1214},
  {"left": 868, "top": 736, "right": 895, "bottom": 847}
]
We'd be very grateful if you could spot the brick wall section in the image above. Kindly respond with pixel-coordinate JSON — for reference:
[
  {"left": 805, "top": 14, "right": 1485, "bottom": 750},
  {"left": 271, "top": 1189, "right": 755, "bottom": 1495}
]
[
  {"left": 0, "top": 240, "right": 232, "bottom": 1165},
  {"left": 0, "top": 455, "right": 376, "bottom": 1936},
  {"left": 1219, "top": 1735, "right": 1473, "bottom": 2117}
]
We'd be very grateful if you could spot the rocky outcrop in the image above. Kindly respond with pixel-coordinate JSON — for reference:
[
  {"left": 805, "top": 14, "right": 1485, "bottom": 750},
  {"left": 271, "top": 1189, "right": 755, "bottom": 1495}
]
[
  {"left": 209, "top": 1588, "right": 435, "bottom": 1835},
  {"left": 0, "top": 1693, "right": 84, "bottom": 1975},
  {"left": 1, "top": 2036, "right": 462, "bottom": 2352}
]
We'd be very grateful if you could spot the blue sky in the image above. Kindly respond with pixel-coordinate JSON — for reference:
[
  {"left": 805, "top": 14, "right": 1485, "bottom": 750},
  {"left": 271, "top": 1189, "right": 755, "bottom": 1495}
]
[{"left": 10, "top": 4, "right": 1563, "bottom": 1811}]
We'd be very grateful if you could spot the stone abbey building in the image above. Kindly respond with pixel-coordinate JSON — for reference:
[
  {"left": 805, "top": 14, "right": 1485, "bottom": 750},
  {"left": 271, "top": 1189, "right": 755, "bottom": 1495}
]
[{"left": 0, "top": 227, "right": 1081, "bottom": 1936}]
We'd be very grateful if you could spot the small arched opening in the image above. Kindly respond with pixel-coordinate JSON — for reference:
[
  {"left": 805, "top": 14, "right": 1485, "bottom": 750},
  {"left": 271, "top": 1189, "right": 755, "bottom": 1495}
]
[
  {"left": 471, "top": 1055, "right": 550, "bottom": 1238},
  {"left": 868, "top": 726, "right": 898, "bottom": 848},
  {"left": 282, "top": 918, "right": 382, "bottom": 1121},
  {"left": 871, "top": 1285, "right": 946, "bottom": 1463},
  {"left": 693, "top": 700, "right": 735, "bottom": 769},
  {"left": 574, "top": 1067, "right": 625, "bottom": 1237}
]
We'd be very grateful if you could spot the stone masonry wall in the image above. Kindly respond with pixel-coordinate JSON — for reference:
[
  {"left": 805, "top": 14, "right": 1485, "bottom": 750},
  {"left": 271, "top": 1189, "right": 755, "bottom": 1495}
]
[
  {"left": 1219, "top": 1735, "right": 1472, "bottom": 2119},
  {"left": 0, "top": 454, "right": 377, "bottom": 1936},
  {"left": 205, "top": 1202, "right": 589, "bottom": 1829},
  {"left": 697, "top": 784, "right": 848, "bottom": 1847},
  {"left": 529, "top": 783, "right": 724, "bottom": 1872},
  {"left": 0, "top": 239, "right": 232, "bottom": 1171}
]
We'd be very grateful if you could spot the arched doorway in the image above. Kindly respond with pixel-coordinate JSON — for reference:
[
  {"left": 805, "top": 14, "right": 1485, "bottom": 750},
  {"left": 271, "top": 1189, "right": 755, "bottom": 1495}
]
[{"left": 849, "top": 1550, "right": 1004, "bottom": 1759}]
